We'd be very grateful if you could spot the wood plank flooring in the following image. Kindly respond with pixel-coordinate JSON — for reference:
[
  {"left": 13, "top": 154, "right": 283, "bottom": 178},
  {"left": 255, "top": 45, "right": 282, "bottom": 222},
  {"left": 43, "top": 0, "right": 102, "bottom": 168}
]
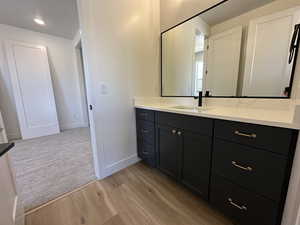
[{"left": 26, "top": 163, "right": 233, "bottom": 225}]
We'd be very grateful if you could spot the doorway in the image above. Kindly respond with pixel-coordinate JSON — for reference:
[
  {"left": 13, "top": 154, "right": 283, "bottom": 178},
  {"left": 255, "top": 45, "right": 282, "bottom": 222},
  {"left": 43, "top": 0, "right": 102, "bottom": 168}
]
[
  {"left": 75, "top": 40, "right": 90, "bottom": 127},
  {"left": 4, "top": 36, "right": 97, "bottom": 211}
]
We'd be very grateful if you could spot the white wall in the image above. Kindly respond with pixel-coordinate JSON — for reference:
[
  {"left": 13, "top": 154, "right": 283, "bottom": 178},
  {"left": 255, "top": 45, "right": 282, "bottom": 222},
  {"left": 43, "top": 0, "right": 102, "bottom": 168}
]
[
  {"left": 160, "top": 0, "right": 223, "bottom": 32},
  {"left": 77, "top": 0, "right": 160, "bottom": 178},
  {"left": 0, "top": 24, "right": 88, "bottom": 140}
]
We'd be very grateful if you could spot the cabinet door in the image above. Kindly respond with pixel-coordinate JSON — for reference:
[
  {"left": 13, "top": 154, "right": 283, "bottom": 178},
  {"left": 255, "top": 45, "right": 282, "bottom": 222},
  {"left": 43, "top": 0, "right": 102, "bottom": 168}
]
[
  {"left": 181, "top": 131, "right": 211, "bottom": 199},
  {"left": 158, "top": 125, "right": 181, "bottom": 179}
]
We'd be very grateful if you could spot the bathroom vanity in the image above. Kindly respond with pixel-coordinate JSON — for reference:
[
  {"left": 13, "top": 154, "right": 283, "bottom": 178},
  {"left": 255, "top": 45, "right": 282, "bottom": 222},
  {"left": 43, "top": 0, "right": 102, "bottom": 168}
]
[
  {"left": 135, "top": 106, "right": 299, "bottom": 225},
  {"left": 148, "top": 0, "right": 300, "bottom": 224}
]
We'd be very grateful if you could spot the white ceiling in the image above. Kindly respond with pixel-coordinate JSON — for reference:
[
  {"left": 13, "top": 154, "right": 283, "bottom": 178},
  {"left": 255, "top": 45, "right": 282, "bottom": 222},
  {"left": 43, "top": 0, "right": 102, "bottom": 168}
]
[
  {"left": 0, "top": 0, "right": 79, "bottom": 39},
  {"left": 200, "top": 0, "right": 275, "bottom": 26}
]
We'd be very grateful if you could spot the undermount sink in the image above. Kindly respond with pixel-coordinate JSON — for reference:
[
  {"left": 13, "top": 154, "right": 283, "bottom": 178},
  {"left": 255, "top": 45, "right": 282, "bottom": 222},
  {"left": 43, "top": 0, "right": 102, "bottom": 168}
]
[
  {"left": 172, "top": 105, "right": 195, "bottom": 110},
  {"left": 170, "top": 105, "right": 209, "bottom": 112}
]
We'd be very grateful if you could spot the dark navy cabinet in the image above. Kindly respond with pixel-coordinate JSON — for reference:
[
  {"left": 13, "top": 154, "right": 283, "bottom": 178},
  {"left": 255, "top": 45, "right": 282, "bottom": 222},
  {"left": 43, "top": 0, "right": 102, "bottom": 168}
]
[
  {"left": 135, "top": 108, "right": 298, "bottom": 225},
  {"left": 156, "top": 112, "right": 213, "bottom": 200},
  {"left": 136, "top": 109, "right": 156, "bottom": 167},
  {"left": 181, "top": 130, "right": 211, "bottom": 199},
  {"left": 157, "top": 125, "right": 182, "bottom": 179}
]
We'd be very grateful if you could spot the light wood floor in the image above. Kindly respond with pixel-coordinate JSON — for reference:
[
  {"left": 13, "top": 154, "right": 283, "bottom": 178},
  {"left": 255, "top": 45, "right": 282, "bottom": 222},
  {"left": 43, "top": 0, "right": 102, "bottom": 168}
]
[{"left": 26, "top": 163, "right": 233, "bottom": 225}]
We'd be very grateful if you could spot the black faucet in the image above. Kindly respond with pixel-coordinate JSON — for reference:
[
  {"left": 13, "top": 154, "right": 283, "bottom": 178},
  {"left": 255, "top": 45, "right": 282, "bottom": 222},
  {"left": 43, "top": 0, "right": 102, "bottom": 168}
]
[{"left": 194, "top": 91, "right": 203, "bottom": 107}]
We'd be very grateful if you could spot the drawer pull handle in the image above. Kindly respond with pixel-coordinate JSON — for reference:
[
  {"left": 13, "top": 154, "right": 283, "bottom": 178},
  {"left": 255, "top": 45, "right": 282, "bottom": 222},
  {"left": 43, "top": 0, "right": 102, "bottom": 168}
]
[
  {"left": 172, "top": 129, "right": 177, "bottom": 134},
  {"left": 235, "top": 131, "right": 257, "bottom": 139},
  {"left": 232, "top": 161, "right": 253, "bottom": 172},
  {"left": 142, "top": 129, "right": 148, "bottom": 133},
  {"left": 228, "top": 198, "right": 247, "bottom": 211}
]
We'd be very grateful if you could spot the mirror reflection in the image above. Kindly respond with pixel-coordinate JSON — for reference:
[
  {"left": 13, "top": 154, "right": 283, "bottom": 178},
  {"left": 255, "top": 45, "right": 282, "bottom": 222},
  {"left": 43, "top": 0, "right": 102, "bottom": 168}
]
[{"left": 161, "top": 0, "right": 300, "bottom": 97}]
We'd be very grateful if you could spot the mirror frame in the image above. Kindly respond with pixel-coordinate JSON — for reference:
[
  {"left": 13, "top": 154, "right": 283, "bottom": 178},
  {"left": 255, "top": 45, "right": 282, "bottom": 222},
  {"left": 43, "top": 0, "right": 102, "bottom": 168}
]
[{"left": 160, "top": 0, "right": 299, "bottom": 99}]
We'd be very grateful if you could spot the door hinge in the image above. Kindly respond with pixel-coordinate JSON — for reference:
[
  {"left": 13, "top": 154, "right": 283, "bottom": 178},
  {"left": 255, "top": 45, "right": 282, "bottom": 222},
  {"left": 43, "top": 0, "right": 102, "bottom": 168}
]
[
  {"left": 89, "top": 105, "right": 93, "bottom": 111},
  {"left": 207, "top": 45, "right": 209, "bottom": 50}
]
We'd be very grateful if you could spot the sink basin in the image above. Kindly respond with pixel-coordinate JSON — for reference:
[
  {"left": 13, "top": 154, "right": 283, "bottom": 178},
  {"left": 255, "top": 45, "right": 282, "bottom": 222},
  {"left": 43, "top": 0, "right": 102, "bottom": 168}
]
[
  {"left": 170, "top": 105, "right": 209, "bottom": 112},
  {"left": 172, "top": 105, "right": 196, "bottom": 110}
]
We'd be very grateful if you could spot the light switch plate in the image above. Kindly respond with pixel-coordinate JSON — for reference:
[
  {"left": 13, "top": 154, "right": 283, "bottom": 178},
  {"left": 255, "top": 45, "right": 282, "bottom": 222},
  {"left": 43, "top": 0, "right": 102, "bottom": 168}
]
[{"left": 99, "top": 82, "right": 109, "bottom": 96}]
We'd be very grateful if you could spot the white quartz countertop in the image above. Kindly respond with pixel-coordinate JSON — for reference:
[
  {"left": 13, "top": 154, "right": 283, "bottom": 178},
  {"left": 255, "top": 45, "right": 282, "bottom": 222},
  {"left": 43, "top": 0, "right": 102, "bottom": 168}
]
[{"left": 135, "top": 102, "right": 300, "bottom": 130}]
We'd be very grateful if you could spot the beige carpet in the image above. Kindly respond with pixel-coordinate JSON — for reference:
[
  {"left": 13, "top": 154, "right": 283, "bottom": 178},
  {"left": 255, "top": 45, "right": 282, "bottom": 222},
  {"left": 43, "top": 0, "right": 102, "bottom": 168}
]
[{"left": 10, "top": 128, "right": 96, "bottom": 211}]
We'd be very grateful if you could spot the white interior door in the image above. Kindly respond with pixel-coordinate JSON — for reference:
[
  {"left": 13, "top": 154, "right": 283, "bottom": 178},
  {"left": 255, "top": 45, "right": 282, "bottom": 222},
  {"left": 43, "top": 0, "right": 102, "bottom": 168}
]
[
  {"left": 242, "top": 8, "right": 300, "bottom": 97},
  {"left": 205, "top": 26, "right": 243, "bottom": 96},
  {"left": 5, "top": 41, "right": 59, "bottom": 140}
]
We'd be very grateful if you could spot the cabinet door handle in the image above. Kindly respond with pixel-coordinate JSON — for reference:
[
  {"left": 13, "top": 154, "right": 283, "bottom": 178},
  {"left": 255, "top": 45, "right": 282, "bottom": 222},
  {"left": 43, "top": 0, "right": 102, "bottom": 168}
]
[
  {"left": 235, "top": 130, "right": 257, "bottom": 139},
  {"left": 228, "top": 198, "right": 247, "bottom": 211},
  {"left": 172, "top": 129, "right": 177, "bottom": 134},
  {"left": 232, "top": 161, "right": 253, "bottom": 172},
  {"left": 142, "top": 150, "right": 149, "bottom": 155},
  {"left": 177, "top": 131, "right": 182, "bottom": 136},
  {"left": 141, "top": 129, "right": 148, "bottom": 134}
]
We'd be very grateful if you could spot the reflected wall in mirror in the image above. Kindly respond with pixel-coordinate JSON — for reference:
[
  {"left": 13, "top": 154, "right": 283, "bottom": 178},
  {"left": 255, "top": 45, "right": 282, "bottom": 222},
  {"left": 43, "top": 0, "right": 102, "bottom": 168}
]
[{"left": 161, "top": 0, "right": 300, "bottom": 98}]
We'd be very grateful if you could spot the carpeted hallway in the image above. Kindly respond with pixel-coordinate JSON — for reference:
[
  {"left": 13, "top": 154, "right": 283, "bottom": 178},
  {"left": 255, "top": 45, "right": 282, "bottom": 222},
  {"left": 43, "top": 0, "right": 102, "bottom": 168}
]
[{"left": 9, "top": 128, "right": 96, "bottom": 211}]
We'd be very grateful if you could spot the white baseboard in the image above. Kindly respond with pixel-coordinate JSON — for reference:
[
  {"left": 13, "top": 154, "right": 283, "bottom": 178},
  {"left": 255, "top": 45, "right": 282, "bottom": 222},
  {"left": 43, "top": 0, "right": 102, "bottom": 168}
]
[
  {"left": 103, "top": 154, "right": 141, "bottom": 178},
  {"left": 14, "top": 195, "right": 25, "bottom": 225},
  {"left": 7, "top": 132, "right": 21, "bottom": 141},
  {"left": 60, "top": 121, "right": 88, "bottom": 130},
  {"left": 13, "top": 196, "right": 18, "bottom": 223}
]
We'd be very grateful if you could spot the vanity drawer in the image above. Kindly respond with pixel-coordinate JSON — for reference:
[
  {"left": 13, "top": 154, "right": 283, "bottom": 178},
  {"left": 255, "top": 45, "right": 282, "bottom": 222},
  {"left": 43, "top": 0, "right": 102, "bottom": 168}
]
[
  {"left": 214, "top": 120, "right": 295, "bottom": 155},
  {"left": 157, "top": 112, "right": 213, "bottom": 136},
  {"left": 213, "top": 139, "right": 287, "bottom": 201},
  {"left": 136, "top": 120, "right": 155, "bottom": 145},
  {"left": 137, "top": 141, "right": 156, "bottom": 167},
  {"left": 136, "top": 109, "right": 155, "bottom": 122},
  {"left": 210, "top": 175, "right": 278, "bottom": 225},
  {"left": 157, "top": 111, "right": 182, "bottom": 128}
]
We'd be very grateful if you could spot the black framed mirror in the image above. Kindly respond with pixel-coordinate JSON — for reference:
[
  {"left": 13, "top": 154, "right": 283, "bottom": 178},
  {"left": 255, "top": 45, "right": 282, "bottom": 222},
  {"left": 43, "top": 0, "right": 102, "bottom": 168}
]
[{"left": 161, "top": 0, "right": 300, "bottom": 98}]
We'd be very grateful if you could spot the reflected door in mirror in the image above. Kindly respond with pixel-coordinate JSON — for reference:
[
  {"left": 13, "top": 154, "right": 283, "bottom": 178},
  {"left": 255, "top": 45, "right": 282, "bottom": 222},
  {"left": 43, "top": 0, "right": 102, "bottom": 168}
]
[
  {"left": 243, "top": 9, "right": 300, "bottom": 97},
  {"left": 161, "top": 0, "right": 300, "bottom": 98},
  {"left": 205, "top": 26, "right": 242, "bottom": 96}
]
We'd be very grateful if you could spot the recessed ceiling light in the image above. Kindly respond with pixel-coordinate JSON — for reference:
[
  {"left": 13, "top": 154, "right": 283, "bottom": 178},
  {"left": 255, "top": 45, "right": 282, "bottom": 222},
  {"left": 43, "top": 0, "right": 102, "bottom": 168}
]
[{"left": 34, "top": 18, "right": 46, "bottom": 26}]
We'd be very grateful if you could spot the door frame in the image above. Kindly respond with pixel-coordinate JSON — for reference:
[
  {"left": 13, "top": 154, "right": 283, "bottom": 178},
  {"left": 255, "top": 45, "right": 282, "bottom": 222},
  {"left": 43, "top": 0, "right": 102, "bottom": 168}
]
[
  {"left": 74, "top": 40, "right": 89, "bottom": 127},
  {"left": 73, "top": 32, "right": 102, "bottom": 179}
]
